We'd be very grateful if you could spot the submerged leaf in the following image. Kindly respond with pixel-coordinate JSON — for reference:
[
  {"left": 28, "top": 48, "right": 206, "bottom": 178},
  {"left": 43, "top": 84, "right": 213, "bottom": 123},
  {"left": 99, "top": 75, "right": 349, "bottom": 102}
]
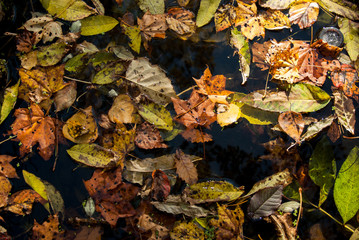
[{"left": 138, "top": 0, "right": 165, "bottom": 14}]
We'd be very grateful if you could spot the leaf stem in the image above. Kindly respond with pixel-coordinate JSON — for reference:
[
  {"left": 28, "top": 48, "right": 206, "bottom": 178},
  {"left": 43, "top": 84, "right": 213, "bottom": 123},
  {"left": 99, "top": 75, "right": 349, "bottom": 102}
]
[
  {"left": 0, "top": 135, "right": 16, "bottom": 145},
  {"left": 295, "top": 187, "right": 303, "bottom": 232},
  {"left": 64, "top": 76, "right": 92, "bottom": 84},
  {"left": 177, "top": 86, "right": 195, "bottom": 97}
]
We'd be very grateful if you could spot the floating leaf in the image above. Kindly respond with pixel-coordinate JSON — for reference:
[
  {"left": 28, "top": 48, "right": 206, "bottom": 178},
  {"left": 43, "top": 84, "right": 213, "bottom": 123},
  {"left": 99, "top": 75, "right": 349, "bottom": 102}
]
[
  {"left": 278, "top": 111, "right": 305, "bottom": 143},
  {"left": 320, "top": 0, "right": 359, "bottom": 21},
  {"left": 184, "top": 181, "right": 244, "bottom": 204},
  {"left": 216, "top": 104, "right": 240, "bottom": 127},
  {"left": 53, "top": 81, "right": 76, "bottom": 112},
  {"left": 175, "top": 149, "right": 198, "bottom": 185},
  {"left": 150, "top": 170, "right": 171, "bottom": 201},
  {"left": 138, "top": 102, "right": 173, "bottom": 131},
  {"left": 108, "top": 94, "right": 139, "bottom": 124},
  {"left": 309, "top": 137, "right": 336, "bottom": 206},
  {"left": 41, "top": 0, "right": 96, "bottom": 21},
  {"left": 80, "top": 15, "right": 119, "bottom": 36},
  {"left": 138, "top": 0, "right": 165, "bottom": 14},
  {"left": 0, "top": 81, "right": 19, "bottom": 125},
  {"left": 260, "top": 10, "right": 291, "bottom": 30},
  {"left": 0, "top": 176, "right": 11, "bottom": 208},
  {"left": 330, "top": 64, "right": 359, "bottom": 97},
  {"left": 333, "top": 90, "right": 355, "bottom": 134},
  {"left": 138, "top": 12, "right": 168, "bottom": 49},
  {"left": 92, "top": 61, "right": 125, "bottom": 84},
  {"left": 22, "top": 170, "right": 50, "bottom": 211},
  {"left": 301, "top": 115, "right": 335, "bottom": 141},
  {"left": 5, "top": 189, "right": 45, "bottom": 215},
  {"left": 181, "top": 128, "right": 213, "bottom": 143},
  {"left": 230, "top": 28, "right": 250, "bottom": 85},
  {"left": 248, "top": 186, "right": 283, "bottom": 220},
  {"left": 0, "top": 155, "right": 18, "bottom": 179},
  {"left": 32, "top": 214, "right": 63, "bottom": 239},
  {"left": 259, "top": 0, "right": 294, "bottom": 10},
  {"left": 121, "top": 24, "right": 141, "bottom": 53},
  {"left": 166, "top": 8, "right": 196, "bottom": 40},
  {"left": 238, "top": 83, "right": 331, "bottom": 113},
  {"left": 126, "top": 58, "right": 177, "bottom": 104},
  {"left": 138, "top": 214, "right": 169, "bottom": 239},
  {"left": 196, "top": 0, "right": 222, "bottom": 27},
  {"left": 245, "top": 169, "right": 292, "bottom": 197},
  {"left": 67, "top": 143, "right": 120, "bottom": 168},
  {"left": 334, "top": 146, "right": 359, "bottom": 223},
  {"left": 135, "top": 122, "right": 168, "bottom": 149},
  {"left": 289, "top": 1, "right": 319, "bottom": 29}
]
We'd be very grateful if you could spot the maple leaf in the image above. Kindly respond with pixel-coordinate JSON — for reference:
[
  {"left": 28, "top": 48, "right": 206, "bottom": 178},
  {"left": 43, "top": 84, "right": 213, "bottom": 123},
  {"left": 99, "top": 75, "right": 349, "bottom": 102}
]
[
  {"left": 210, "top": 204, "right": 244, "bottom": 240},
  {"left": 32, "top": 214, "right": 63, "bottom": 240},
  {"left": 138, "top": 12, "right": 168, "bottom": 50},
  {"left": 330, "top": 63, "right": 359, "bottom": 97},
  {"left": 166, "top": 8, "right": 196, "bottom": 40},
  {"left": 18, "top": 65, "right": 68, "bottom": 109},
  {"left": 16, "top": 29, "right": 37, "bottom": 53},
  {"left": 83, "top": 167, "right": 139, "bottom": 226},
  {"left": 0, "top": 155, "right": 18, "bottom": 178},
  {"left": 289, "top": 1, "right": 319, "bottom": 29},
  {"left": 172, "top": 90, "right": 216, "bottom": 129},
  {"left": 181, "top": 128, "right": 213, "bottom": 143},
  {"left": 135, "top": 122, "right": 168, "bottom": 149},
  {"left": 175, "top": 149, "right": 198, "bottom": 185},
  {"left": 151, "top": 170, "right": 171, "bottom": 201},
  {"left": 11, "top": 104, "right": 56, "bottom": 160},
  {"left": 260, "top": 10, "right": 291, "bottom": 30}
]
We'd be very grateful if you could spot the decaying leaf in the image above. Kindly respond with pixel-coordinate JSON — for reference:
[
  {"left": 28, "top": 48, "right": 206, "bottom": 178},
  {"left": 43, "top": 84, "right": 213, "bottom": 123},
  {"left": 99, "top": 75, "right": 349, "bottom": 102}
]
[
  {"left": 121, "top": 23, "right": 141, "bottom": 53},
  {"left": 108, "top": 94, "right": 139, "bottom": 124},
  {"left": 175, "top": 149, "right": 198, "bottom": 185},
  {"left": 138, "top": 0, "right": 165, "bottom": 14},
  {"left": 11, "top": 104, "right": 55, "bottom": 160},
  {"left": 289, "top": 1, "right": 319, "bottom": 29},
  {"left": 0, "top": 155, "right": 18, "bottom": 178},
  {"left": 196, "top": 0, "right": 222, "bottom": 27},
  {"left": 259, "top": 0, "right": 294, "bottom": 10},
  {"left": 5, "top": 189, "right": 45, "bottom": 215},
  {"left": 0, "top": 80, "right": 19, "bottom": 125},
  {"left": 330, "top": 64, "right": 359, "bottom": 97},
  {"left": 138, "top": 12, "right": 168, "bottom": 49},
  {"left": 53, "top": 81, "right": 76, "bottom": 112},
  {"left": 181, "top": 128, "right": 213, "bottom": 143},
  {"left": 278, "top": 111, "right": 305, "bottom": 143},
  {"left": 138, "top": 102, "right": 173, "bottom": 131},
  {"left": 151, "top": 169, "right": 171, "bottom": 201},
  {"left": 166, "top": 8, "right": 196, "bottom": 40},
  {"left": 137, "top": 214, "right": 169, "bottom": 239},
  {"left": 264, "top": 212, "right": 297, "bottom": 240},
  {"left": 16, "top": 29, "right": 37, "bottom": 53},
  {"left": 170, "top": 221, "right": 205, "bottom": 239},
  {"left": 333, "top": 90, "right": 355, "bottom": 134},
  {"left": 260, "top": 10, "right": 290, "bottom": 30},
  {"left": 0, "top": 176, "right": 11, "bottom": 208},
  {"left": 230, "top": 28, "right": 250, "bottom": 85},
  {"left": 135, "top": 122, "right": 168, "bottom": 149},
  {"left": 32, "top": 214, "right": 63, "bottom": 240}
]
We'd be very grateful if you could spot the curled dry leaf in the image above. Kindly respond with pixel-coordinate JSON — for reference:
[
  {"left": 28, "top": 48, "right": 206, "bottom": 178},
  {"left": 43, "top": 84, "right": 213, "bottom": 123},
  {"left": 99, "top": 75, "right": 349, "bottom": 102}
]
[
  {"left": 151, "top": 169, "right": 171, "bottom": 201},
  {"left": 0, "top": 155, "right": 18, "bottom": 178},
  {"left": 166, "top": 8, "right": 196, "bottom": 40},
  {"left": 289, "top": 1, "right": 319, "bottom": 29},
  {"left": 135, "top": 122, "right": 168, "bottom": 149},
  {"left": 138, "top": 214, "right": 169, "bottom": 239},
  {"left": 278, "top": 111, "right": 305, "bottom": 143},
  {"left": 175, "top": 149, "right": 198, "bottom": 185},
  {"left": 10, "top": 104, "right": 56, "bottom": 160},
  {"left": 333, "top": 90, "right": 355, "bottom": 135},
  {"left": 32, "top": 214, "right": 63, "bottom": 240},
  {"left": 264, "top": 212, "right": 297, "bottom": 239},
  {"left": 62, "top": 106, "right": 98, "bottom": 144}
]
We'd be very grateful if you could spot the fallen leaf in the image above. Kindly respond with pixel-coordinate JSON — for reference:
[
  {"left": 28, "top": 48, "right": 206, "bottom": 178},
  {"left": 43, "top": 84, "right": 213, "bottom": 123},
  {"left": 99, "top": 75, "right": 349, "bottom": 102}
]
[
  {"left": 0, "top": 176, "right": 11, "bottom": 208},
  {"left": 333, "top": 90, "right": 355, "bottom": 134},
  {"left": 181, "top": 128, "right": 213, "bottom": 143},
  {"left": 311, "top": 39, "right": 343, "bottom": 58},
  {"left": 36, "top": 41, "right": 69, "bottom": 67},
  {"left": 0, "top": 80, "right": 19, "bottom": 124},
  {"left": 338, "top": 19, "right": 359, "bottom": 62},
  {"left": 112, "top": 123, "right": 135, "bottom": 161},
  {"left": 258, "top": 0, "right": 294, "bottom": 10},
  {"left": 16, "top": 29, "right": 37, "bottom": 52},
  {"left": 289, "top": 1, "right": 319, "bottom": 29},
  {"left": 53, "top": 81, "right": 76, "bottom": 112},
  {"left": 138, "top": 102, "right": 173, "bottom": 131},
  {"left": 252, "top": 41, "right": 271, "bottom": 70},
  {"left": 41, "top": 0, "right": 97, "bottom": 21},
  {"left": 138, "top": 0, "right": 165, "bottom": 14},
  {"left": 196, "top": 0, "right": 222, "bottom": 27},
  {"left": 108, "top": 94, "right": 139, "bottom": 124},
  {"left": 216, "top": 103, "right": 240, "bottom": 127},
  {"left": 137, "top": 214, "right": 169, "bottom": 239},
  {"left": 5, "top": 189, "right": 45, "bottom": 215},
  {"left": 0, "top": 155, "right": 18, "bottom": 178},
  {"left": 80, "top": 15, "right": 119, "bottom": 36},
  {"left": 230, "top": 28, "right": 250, "bottom": 84},
  {"left": 135, "top": 122, "right": 168, "bottom": 149},
  {"left": 240, "top": 16, "right": 265, "bottom": 40},
  {"left": 138, "top": 12, "right": 168, "bottom": 49},
  {"left": 121, "top": 23, "right": 141, "bottom": 53},
  {"left": 62, "top": 106, "right": 98, "bottom": 143},
  {"left": 32, "top": 214, "right": 63, "bottom": 240},
  {"left": 260, "top": 10, "right": 291, "bottom": 30},
  {"left": 175, "top": 149, "right": 198, "bottom": 185},
  {"left": 151, "top": 170, "right": 171, "bottom": 201},
  {"left": 170, "top": 221, "right": 205, "bottom": 239},
  {"left": 264, "top": 212, "right": 297, "bottom": 239},
  {"left": 330, "top": 63, "right": 359, "bottom": 97},
  {"left": 327, "top": 121, "right": 341, "bottom": 143},
  {"left": 210, "top": 204, "right": 244, "bottom": 240},
  {"left": 301, "top": 115, "right": 335, "bottom": 142},
  {"left": 73, "top": 226, "right": 103, "bottom": 240},
  {"left": 166, "top": 8, "right": 196, "bottom": 40},
  {"left": 11, "top": 104, "right": 55, "bottom": 160},
  {"left": 278, "top": 111, "right": 305, "bottom": 143},
  {"left": 320, "top": 0, "right": 359, "bottom": 21}
]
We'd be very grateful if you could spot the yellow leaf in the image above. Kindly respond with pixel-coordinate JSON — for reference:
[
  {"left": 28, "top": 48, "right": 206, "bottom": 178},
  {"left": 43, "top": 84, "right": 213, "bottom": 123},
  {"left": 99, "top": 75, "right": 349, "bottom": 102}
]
[
  {"left": 80, "top": 15, "right": 119, "bottom": 36},
  {"left": 217, "top": 104, "right": 240, "bottom": 127},
  {"left": 22, "top": 170, "right": 50, "bottom": 212},
  {"left": 42, "top": 0, "right": 97, "bottom": 21}
]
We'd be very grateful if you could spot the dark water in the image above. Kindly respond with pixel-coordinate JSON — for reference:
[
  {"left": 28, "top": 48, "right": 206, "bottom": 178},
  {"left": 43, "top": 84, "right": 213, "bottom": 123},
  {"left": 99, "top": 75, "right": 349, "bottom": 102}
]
[{"left": 0, "top": 0, "right": 358, "bottom": 239}]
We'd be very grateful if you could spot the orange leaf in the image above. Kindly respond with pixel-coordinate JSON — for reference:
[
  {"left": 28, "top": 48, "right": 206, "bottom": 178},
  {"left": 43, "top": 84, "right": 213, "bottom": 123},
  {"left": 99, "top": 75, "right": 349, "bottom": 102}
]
[
  {"left": 289, "top": 1, "right": 319, "bottom": 29},
  {"left": 278, "top": 111, "right": 305, "bottom": 143},
  {"left": 175, "top": 149, "right": 198, "bottom": 185},
  {"left": 240, "top": 16, "right": 265, "bottom": 40},
  {"left": 151, "top": 170, "right": 171, "bottom": 201},
  {"left": 330, "top": 64, "right": 359, "bottom": 97},
  {"left": 32, "top": 214, "right": 63, "bottom": 240},
  {"left": 135, "top": 122, "right": 168, "bottom": 149},
  {"left": 0, "top": 155, "right": 18, "bottom": 179},
  {"left": 181, "top": 128, "right": 213, "bottom": 143},
  {"left": 11, "top": 104, "right": 56, "bottom": 160},
  {"left": 0, "top": 176, "right": 11, "bottom": 208},
  {"left": 311, "top": 39, "right": 343, "bottom": 58},
  {"left": 5, "top": 189, "right": 45, "bottom": 215}
]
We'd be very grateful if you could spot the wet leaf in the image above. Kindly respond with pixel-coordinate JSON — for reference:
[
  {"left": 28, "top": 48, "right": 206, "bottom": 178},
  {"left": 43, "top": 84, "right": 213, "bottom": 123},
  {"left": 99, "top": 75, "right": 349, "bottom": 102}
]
[
  {"left": 37, "top": 41, "right": 68, "bottom": 67},
  {"left": 121, "top": 24, "right": 141, "bottom": 53},
  {"left": 40, "top": 0, "right": 97, "bottom": 21},
  {"left": 138, "top": 12, "right": 168, "bottom": 49},
  {"left": 67, "top": 143, "right": 120, "bottom": 168},
  {"left": 184, "top": 181, "right": 244, "bottom": 204},
  {"left": 248, "top": 186, "right": 283, "bottom": 220},
  {"left": 241, "top": 16, "right": 265, "bottom": 40},
  {"left": 333, "top": 90, "right": 355, "bottom": 134},
  {"left": 196, "top": 0, "right": 222, "bottom": 27},
  {"left": 5, "top": 189, "right": 45, "bottom": 215},
  {"left": 289, "top": 1, "right": 319, "bottom": 29},
  {"left": 110, "top": 45, "right": 134, "bottom": 61},
  {"left": 245, "top": 169, "right": 292, "bottom": 197},
  {"left": 138, "top": 214, "right": 169, "bottom": 239},
  {"left": 216, "top": 103, "right": 240, "bottom": 127},
  {"left": 112, "top": 123, "right": 135, "bottom": 160},
  {"left": 230, "top": 29, "right": 250, "bottom": 85},
  {"left": 210, "top": 204, "right": 244, "bottom": 240},
  {"left": 108, "top": 94, "right": 139, "bottom": 124},
  {"left": 309, "top": 137, "right": 336, "bottom": 206},
  {"left": 0, "top": 155, "right": 18, "bottom": 179},
  {"left": 62, "top": 106, "right": 98, "bottom": 143},
  {"left": 181, "top": 128, "right": 213, "bottom": 143},
  {"left": 138, "top": 0, "right": 165, "bottom": 14},
  {"left": 301, "top": 115, "right": 335, "bottom": 141},
  {"left": 278, "top": 111, "right": 305, "bottom": 143},
  {"left": 152, "top": 195, "right": 211, "bottom": 218},
  {"left": 0, "top": 176, "right": 11, "bottom": 208},
  {"left": 32, "top": 214, "right": 63, "bottom": 240},
  {"left": 0, "top": 81, "right": 19, "bottom": 125},
  {"left": 170, "top": 221, "right": 205, "bottom": 239},
  {"left": 138, "top": 102, "right": 173, "bottom": 131},
  {"left": 264, "top": 212, "right": 297, "bottom": 239},
  {"left": 16, "top": 29, "right": 37, "bottom": 53},
  {"left": 126, "top": 58, "right": 177, "bottom": 104},
  {"left": 238, "top": 83, "right": 331, "bottom": 113},
  {"left": 18, "top": 65, "right": 67, "bottom": 107},
  {"left": 334, "top": 146, "right": 359, "bottom": 223},
  {"left": 166, "top": 8, "right": 196, "bottom": 40},
  {"left": 175, "top": 149, "right": 198, "bottom": 185},
  {"left": 11, "top": 104, "right": 55, "bottom": 160},
  {"left": 53, "top": 81, "right": 76, "bottom": 112},
  {"left": 330, "top": 63, "right": 359, "bottom": 98},
  {"left": 74, "top": 226, "right": 103, "bottom": 240},
  {"left": 151, "top": 169, "right": 171, "bottom": 201},
  {"left": 311, "top": 39, "right": 343, "bottom": 58},
  {"left": 258, "top": 0, "right": 294, "bottom": 10},
  {"left": 80, "top": 15, "right": 119, "bottom": 36},
  {"left": 135, "top": 122, "right": 168, "bottom": 149},
  {"left": 92, "top": 61, "right": 125, "bottom": 85},
  {"left": 320, "top": 0, "right": 359, "bottom": 21},
  {"left": 82, "top": 197, "right": 95, "bottom": 217},
  {"left": 260, "top": 10, "right": 290, "bottom": 30}
]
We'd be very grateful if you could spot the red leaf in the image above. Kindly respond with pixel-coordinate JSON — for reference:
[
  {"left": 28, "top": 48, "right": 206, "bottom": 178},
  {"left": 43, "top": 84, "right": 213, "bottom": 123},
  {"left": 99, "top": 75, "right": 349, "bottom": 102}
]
[{"left": 151, "top": 170, "right": 171, "bottom": 201}]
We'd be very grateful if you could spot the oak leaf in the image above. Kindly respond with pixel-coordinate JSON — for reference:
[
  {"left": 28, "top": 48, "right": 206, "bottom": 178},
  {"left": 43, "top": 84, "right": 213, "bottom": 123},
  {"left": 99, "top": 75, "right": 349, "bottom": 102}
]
[
  {"left": 181, "top": 128, "right": 213, "bottom": 143},
  {"left": 151, "top": 170, "right": 171, "bottom": 201},
  {"left": 31, "top": 214, "right": 63, "bottom": 240},
  {"left": 11, "top": 104, "right": 56, "bottom": 160},
  {"left": 175, "top": 149, "right": 198, "bottom": 185},
  {"left": 289, "top": 1, "right": 319, "bottom": 29},
  {"left": 278, "top": 111, "right": 305, "bottom": 143},
  {"left": 166, "top": 8, "right": 196, "bottom": 40},
  {"left": 210, "top": 204, "right": 244, "bottom": 240},
  {"left": 0, "top": 155, "right": 18, "bottom": 178},
  {"left": 135, "top": 122, "right": 168, "bottom": 149}
]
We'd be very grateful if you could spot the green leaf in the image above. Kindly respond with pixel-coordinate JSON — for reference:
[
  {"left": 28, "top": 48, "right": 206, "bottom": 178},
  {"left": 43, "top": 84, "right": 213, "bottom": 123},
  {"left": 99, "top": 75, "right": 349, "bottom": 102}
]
[
  {"left": 67, "top": 144, "right": 120, "bottom": 168},
  {"left": 338, "top": 18, "right": 359, "bottom": 64},
  {"left": 138, "top": 103, "right": 173, "bottom": 131},
  {"left": 239, "top": 83, "right": 331, "bottom": 113},
  {"left": 309, "top": 137, "right": 336, "bottom": 206},
  {"left": 184, "top": 181, "right": 245, "bottom": 204},
  {"left": 0, "top": 81, "right": 19, "bottom": 125},
  {"left": 196, "top": 0, "right": 222, "bottom": 27},
  {"left": 41, "top": 0, "right": 96, "bottom": 21},
  {"left": 37, "top": 41, "right": 67, "bottom": 67},
  {"left": 92, "top": 62, "right": 125, "bottom": 84},
  {"left": 138, "top": 0, "right": 165, "bottom": 14},
  {"left": 334, "top": 146, "right": 359, "bottom": 223},
  {"left": 65, "top": 52, "right": 89, "bottom": 73},
  {"left": 80, "top": 15, "right": 119, "bottom": 36},
  {"left": 121, "top": 24, "right": 141, "bottom": 54}
]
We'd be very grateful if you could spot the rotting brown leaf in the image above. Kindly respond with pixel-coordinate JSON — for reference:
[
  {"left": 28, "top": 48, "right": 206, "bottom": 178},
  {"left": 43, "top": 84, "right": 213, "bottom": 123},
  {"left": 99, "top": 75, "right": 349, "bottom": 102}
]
[
  {"left": 135, "top": 122, "right": 168, "bottom": 149},
  {"left": 278, "top": 111, "right": 305, "bottom": 143},
  {"left": 0, "top": 155, "right": 18, "bottom": 178},
  {"left": 175, "top": 149, "right": 198, "bottom": 185}
]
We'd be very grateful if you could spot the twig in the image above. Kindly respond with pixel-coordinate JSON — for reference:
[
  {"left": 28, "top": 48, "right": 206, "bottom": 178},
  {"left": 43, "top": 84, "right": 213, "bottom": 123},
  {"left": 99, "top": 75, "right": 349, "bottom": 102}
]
[
  {"left": 343, "top": 136, "right": 359, "bottom": 139},
  {"left": 295, "top": 187, "right": 303, "bottom": 232},
  {"left": 64, "top": 76, "right": 92, "bottom": 84},
  {"left": 177, "top": 86, "right": 195, "bottom": 97},
  {"left": 0, "top": 135, "right": 16, "bottom": 145}
]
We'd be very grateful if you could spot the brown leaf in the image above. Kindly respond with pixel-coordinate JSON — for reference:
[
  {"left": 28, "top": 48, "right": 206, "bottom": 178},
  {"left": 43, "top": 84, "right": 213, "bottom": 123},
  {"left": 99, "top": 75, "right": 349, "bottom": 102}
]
[
  {"left": 311, "top": 39, "right": 343, "bottom": 58},
  {"left": 138, "top": 214, "right": 169, "bottom": 239},
  {"left": 181, "top": 128, "right": 213, "bottom": 143},
  {"left": 138, "top": 12, "right": 168, "bottom": 49},
  {"left": 0, "top": 155, "right": 18, "bottom": 178},
  {"left": 172, "top": 90, "right": 216, "bottom": 129},
  {"left": 16, "top": 29, "right": 37, "bottom": 53},
  {"left": 289, "top": 1, "right": 319, "bottom": 29},
  {"left": 175, "top": 149, "right": 198, "bottom": 185},
  {"left": 151, "top": 170, "right": 171, "bottom": 201},
  {"left": 0, "top": 176, "right": 11, "bottom": 208},
  {"left": 166, "top": 8, "right": 196, "bottom": 40},
  {"left": 73, "top": 226, "right": 103, "bottom": 240},
  {"left": 330, "top": 63, "right": 359, "bottom": 97},
  {"left": 327, "top": 121, "right": 341, "bottom": 143},
  {"left": 53, "top": 81, "right": 77, "bottom": 112},
  {"left": 112, "top": 123, "right": 136, "bottom": 156},
  {"left": 32, "top": 214, "right": 63, "bottom": 240},
  {"left": 264, "top": 212, "right": 297, "bottom": 240},
  {"left": 5, "top": 189, "right": 45, "bottom": 215},
  {"left": 278, "top": 111, "right": 305, "bottom": 143},
  {"left": 11, "top": 103, "right": 56, "bottom": 160},
  {"left": 135, "top": 122, "right": 168, "bottom": 149},
  {"left": 108, "top": 94, "right": 139, "bottom": 124},
  {"left": 252, "top": 41, "right": 271, "bottom": 70}
]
